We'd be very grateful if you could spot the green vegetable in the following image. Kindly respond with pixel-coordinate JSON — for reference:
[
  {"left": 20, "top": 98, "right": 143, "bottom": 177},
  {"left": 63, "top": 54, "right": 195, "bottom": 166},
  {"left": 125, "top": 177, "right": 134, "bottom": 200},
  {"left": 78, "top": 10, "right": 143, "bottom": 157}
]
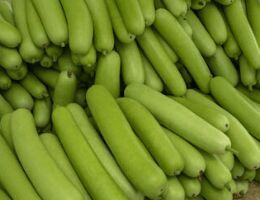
[
  {"left": 0, "top": 134, "right": 41, "bottom": 200},
  {"left": 33, "top": 97, "right": 51, "bottom": 128},
  {"left": 67, "top": 103, "right": 142, "bottom": 200},
  {"left": 186, "top": 10, "right": 216, "bottom": 57},
  {"left": 40, "top": 133, "right": 91, "bottom": 200},
  {"left": 11, "top": 109, "right": 84, "bottom": 200},
  {"left": 53, "top": 71, "right": 77, "bottom": 106},
  {"left": 163, "top": 177, "right": 185, "bottom": 200},
  {"left": 224, "top": 0, "right": 260, "bottom": 69},
  {"left": 52, "top": 106, "right": 128, "bottom": 200},
  {"left": 6, "top": 62, "right": 28, "bottom": 80},
  {"left": 179, "top": 175, "right": 201, "bottom": 198},
  {"left": 20, "top": 72, "right": 49, "bottom": 99},
  {"left": 31, "top": 0, "right": 68, "bottom": 46},
  {"left": 85, "top": 0, "right": 114, "bottom": 54},
  {"left": 115, "top": 0, "right": 145, "bottom": 35},
  {"left": 162, "top": 0, "right": 187, "bottom": 16},
  {"left": 0, "top": 45, "right": 22, "bottom": 70},
  {"left": 137, "top": 27, "right": 186, "bottom": 96},
  {"left": 118, "top": 97, "right": 184, "bottom": 176},
  {"left": 205, "top": 46, "right": 239, "bottom": 86},
  {"left": 12, "top": 0, "right": 43, "bottom": 63},
  {"left": 116, "top": 40, "right": 144, "bottom": 85},
  {"left": 32, "top": 66, "right": 59, "bottom": 88},
  {"left": 210, "top": 76, "right": 260, "bottom": 140},
  {"left": 0, "top": 0, "right": 14, "bottom": 25},
  {"left": 60, "top": 0, "right": 93, "bottom": 55},
  {"left": 95, "top": 51, "right": 121, "bottom": 98},
  {"left": 197, "top": 2, "right": 227, "bottom": 45},
  {"left": 86, "top": 85, "right": 167, "bottom": 199},
  {"left": 154, "top": 8, "right": 212, "bottom": 93},
  {"left": 0, "top": 95, "right": 13, "bottom": 119},
  {"left": 2, "top": 83, "right": 33, "bottom": 110},
  {"left": 217, "top": 151, "right": 235, "bottom": 171},
  {"left": 125, "top": 83, "right": 231, "bottom": 154},
  {"left": 165, "top": 128, "right": 206, "bottom": 178},
  {"left": 0, "top": 68, "right": 11, "bottom": 90},
  {"left": 26, "top": 0, "right": 49, "bottom": 48}
]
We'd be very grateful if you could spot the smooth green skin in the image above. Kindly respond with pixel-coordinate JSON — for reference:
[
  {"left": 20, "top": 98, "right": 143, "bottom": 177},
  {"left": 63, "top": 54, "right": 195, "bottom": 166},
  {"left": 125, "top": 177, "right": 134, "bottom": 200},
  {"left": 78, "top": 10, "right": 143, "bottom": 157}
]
[
  {"left": 77, "top": 45, "right": 97, "bottom": 70},
  {"left": 179, "top": 175, "right": 201, "bottom": 198},
  {"left": 197, "top": 2, "right": 227, "bottom": 45},
  {"left": 75, "top": 89, "right": 87, "bottom": 107},
  {"left": 231, "top": 159, "right": 245, "bottom": 179},
  {"left": 241, "top": 169, "right": 256, "bottom": 182},
  {"left": 86, "top": 85, "right": 167, "bottom": 199},
  {"left": 85, "top": 0, "right": 114, "bottom": 54},
  {"left": 223, "top": 15, "right": 241, "bottom": 60},
  {"left": 178, "top": 17, "right": 192, "bottom": 37},
  {"left": 0, "top": 95, "right": 12, "bottom": 119},
  {"left": 164, "top": 128, "right": 206, "bottom": 178},
  {"left": 257, "top": 70, "right": 260, "bottom": 87},
  {"left": 191, "top": 0, "right": 207, "bottom": 10},
  {"left": 0, "top": 113, "right": 13, "bottom": 151},
  {"left": 31, "top": 0, "right": 68, "bottom": 46},
  {"left": 246, "top": 0, "right": 260, "bottom": 47},
  {"left": 234, "top": 180, "right": 249, "bottom": 197},
  {"left": 118, "top": 97, "right": 184, "bottom": 176},
  {"left": 115, "top": 0, "right": 145, "bottom": 36},
  {"left": 2, "top": 83, "right": 33, "bottom": 110},
  {"left": 154, "top": 9, "right": 212, "bottom": 93},
  {"left": 40, "top": 133, "right": 91, "bottom": 200},
  {"left": 186, "top": 89, "right": 260, "bottom": 170},
  {"left": 206, "top": 46, "right": 239, "bottom": 86},
  {"left": 236, "top": 84, "right": 260, "bottom": 103},
  {"left": 57, "top": 49, "right": 81, "bottom": 76},
  {"left": 217, "top": 151, "right": 235, "bottom": 171},
  {"left": 105, "top": 0, "right": 134, "bottom": 43},
  {"left": 52, "top": 106, "right": 128, "bottom": 200},
  {"left": 11, "top": 109, "right": 84, "bottom": 200},
  {"left": 0, "top": 45, "right": 22, "bottom": 70},
  {"left": 116, "top": 40, "right": 145, "bottom": 85},
  {"left": 60, "top": 0, "right": 92, "bottom": 55},
  {"left": 137, "top": 27, "right": 187, "bottom": 96},
  {"left": 172, "top": 96, "right": 230, "bottom": 132},
  {"left": 186, "top": 10, "right": 216, "bottom": 57},
  {"left": 53, "top": 71, "right": 77, "bottom": 106},
  {"left": 255, "top": 169, "right": 260, "bottom": 182},
  {"left": 26, "top": 0, "right": 49, "bottom": 48},
  {"left": 224, "top": 0, "right": 260, "bottom": 69},
  {"left": 141, "top": 53, "right": 164, "bottom": 92},
  {"left": 32, "top": 66, "right": 58, "bottom": 88},
  {"left": 200, "top": 151, "right": 232, "bottom": 189},
  {"left": 137, "top": 0, "right": 155, "bottom": 26},
  {"left": 67, "top": 103, "right": 142, "bottom": 200},
  {"left": 0, "top": 1, "right": 14, "bottom": 25},
  {"left": 239, "top": 55, "right": 257, "bottom": 90},
  {"left": 40, "top": 55, "right": 53, "bottom": 68},
  {"left": 0, "top": 16, "right": 21, "bottom": 48},
  {"left": 20, "top": 72, "right": 49, "bottom": 99},
  {"left": 0, "top": 68, "right": 11, "bottom": 90},
  {"left": 125, "top": 84, "right": 231, "bottom": 154},
  {"left": 185, "top": 196, "right": 204, "bottom": 200},
  {"left": 153, "top": 30, "right": 178, "bottom": 63},
  {"left": 201, "top": 178, "right": 232, "bottom": 200},
  {"left": 6, "top": 62, "right": 28, "bottom": 81},
  {"left": 210, "top": 77, "right": 260, "bottom": 140},
  {"left": 45, "top": 44, "right": 63, "bottom": 62},
  {"left": 0, "top": 134, "right": 41, "bottom": 200},
  {"left": 163, "top": 177, "right": 185, "bottom": 200},
  {"left": 95, "top": 51, "right": 121, "bottom": 98},
  {"left": 214, "top": 0, "right": 234, "bottom": 5},
  {"left": 0, "top": 188, "right": 11, "bottom": 200},
  {"left": 162, "top": 0, "right": 187, "bottom": 17},
  {"left": 33, "top": 98, "right": 51, "bottom": 128},
  {"left": 12, "top": 0, "right": 43, "bottom": 63}
]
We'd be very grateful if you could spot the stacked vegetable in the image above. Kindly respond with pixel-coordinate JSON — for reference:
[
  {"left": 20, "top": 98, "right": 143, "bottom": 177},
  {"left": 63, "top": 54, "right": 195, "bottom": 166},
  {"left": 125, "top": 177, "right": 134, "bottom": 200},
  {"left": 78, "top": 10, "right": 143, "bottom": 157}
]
[{"left": 0, "top": 0, "right": 260, "bottom": 199}]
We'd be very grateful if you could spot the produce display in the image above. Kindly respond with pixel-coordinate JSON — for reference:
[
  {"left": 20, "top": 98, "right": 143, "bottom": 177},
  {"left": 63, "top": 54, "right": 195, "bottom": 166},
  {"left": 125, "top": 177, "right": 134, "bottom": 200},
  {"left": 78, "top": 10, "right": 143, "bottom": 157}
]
[{"left": 0, "top": 0, "right": 260, "bottom": 199}]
